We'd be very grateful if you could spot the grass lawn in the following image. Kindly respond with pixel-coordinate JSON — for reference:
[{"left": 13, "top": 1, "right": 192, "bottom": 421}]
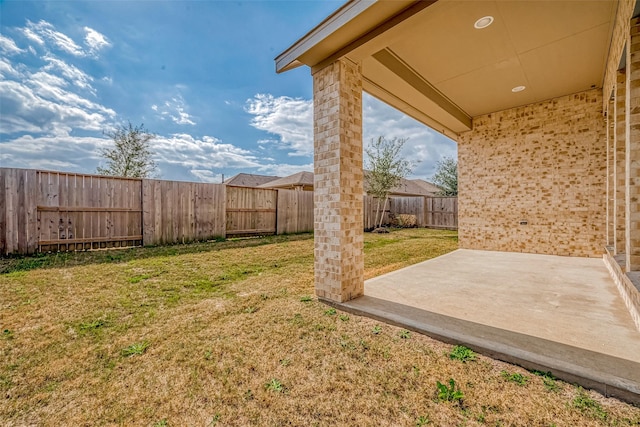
[{"left": 1, "top": 228, "right": 639, "bottom": 426}]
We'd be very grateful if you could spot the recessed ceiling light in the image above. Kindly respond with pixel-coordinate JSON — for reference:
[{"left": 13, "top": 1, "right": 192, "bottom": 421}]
[
  {"left": 474, "top": 16, "right": 494, "bottom": 29},
  {"left": 511, "top": 85, "right": 526, "bottom": 93}
]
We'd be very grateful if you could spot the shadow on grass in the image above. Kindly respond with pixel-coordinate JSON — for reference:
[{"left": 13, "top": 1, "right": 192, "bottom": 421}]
[{"left": 0, "top": 233, "right": 314, "bottom": 274}]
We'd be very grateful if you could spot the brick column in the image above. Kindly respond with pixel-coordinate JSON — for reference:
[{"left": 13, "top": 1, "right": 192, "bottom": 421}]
[
  {"left": 626, "top": 19, "right": 640, "bottom": 271},
  {"left": 607, "top": 98, "right": 614, "bottom": 247},
  {"left": 312, "top": 59, "right": 364, "bottom": 302},
  {"left": 615, "top": 70, "right": 626, "bottom": 255}
]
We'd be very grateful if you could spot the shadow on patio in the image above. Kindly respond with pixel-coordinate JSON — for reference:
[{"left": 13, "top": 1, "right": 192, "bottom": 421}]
[{"left": 329, "top": 249, "right": 640, "bottom": 404}]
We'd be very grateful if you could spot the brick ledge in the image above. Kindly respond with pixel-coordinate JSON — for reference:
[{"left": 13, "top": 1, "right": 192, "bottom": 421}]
[{"left": 603, "top": 247, "right": 640, "bottom": 332}]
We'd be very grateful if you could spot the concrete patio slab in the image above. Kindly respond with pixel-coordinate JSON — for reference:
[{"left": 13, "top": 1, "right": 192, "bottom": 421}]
[{"left": 330, "top": 249, "right": 640, "bottom": 403}]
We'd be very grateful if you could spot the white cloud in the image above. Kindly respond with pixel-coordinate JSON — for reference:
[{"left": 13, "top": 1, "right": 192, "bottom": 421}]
[
  {"left": 362, "top": 93, "right": 457, "bottom": 179},
  {"left": 22, "top": 27, "right": 45, "bottom": 46},
  {"left": 244, "top": 92, "right": 456, "bottom": 179},
  {"left": 0, "top": 34, "right": 25, "bottom": 55},
  {"left": 245, "top": 94, "right": 313, "bottom": 157},
  {"left": 83, "top": 27, "right": 111, "bottom": 55},
  {"left": 43, "top": 54, "right": 95, "bottom": 93},
  {"left": 0, "top": 134, "right": 108, "bottom": 171},
  {"left": 27, "top": 20, "right": 84, "bottom": 56},
  {"left": 0, "top": 67, "right": 115, "bottom": 135},
  {"left": 153, "top": 133, "right": 260, "bottom": 170},
  {"left": 256, "top": 162, "right": 313, "bottom": 177},
  {"left": 190, "top": 169, "right": 223, "bottom": 183},
  {"left": 0, "top": 58, "right": 22, "bottom": 79},
  {"left": 153, "top": 94, "right": 196, "bottom": 125}
]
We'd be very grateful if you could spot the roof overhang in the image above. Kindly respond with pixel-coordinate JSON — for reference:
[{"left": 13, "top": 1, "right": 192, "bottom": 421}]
[{"left": 276, "top": 0, "right": 621, "bottom": 139}]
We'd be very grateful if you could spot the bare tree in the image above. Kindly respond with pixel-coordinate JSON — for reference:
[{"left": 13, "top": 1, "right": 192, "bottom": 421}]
[
  {"left": 432, "top": 156, "right": 457, "bottom": 196},
  {"left": 364, "top": 136, "right": 413, "bottom": 228},
  {"left": 97, "top": 122, "right": 158, "bottom": 178}
]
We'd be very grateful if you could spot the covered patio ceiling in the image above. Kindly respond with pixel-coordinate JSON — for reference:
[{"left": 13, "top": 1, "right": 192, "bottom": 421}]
[{"left": 276, "top": 0, "right": 618, "bottom": 139}]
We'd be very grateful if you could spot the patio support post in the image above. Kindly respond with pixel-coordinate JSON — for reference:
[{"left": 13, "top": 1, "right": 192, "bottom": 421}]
[
  {"left": 626, "top": 18, "right": 640, "bottom": 271},
  {"left": 615, "top": 70, "right": 627, "bottom": 256},
  {"left": 312, "top": 58, "right": 364, "bottom": 302},
  {"left": 607, "top": 98, "right": 615, "bottom": 247}
]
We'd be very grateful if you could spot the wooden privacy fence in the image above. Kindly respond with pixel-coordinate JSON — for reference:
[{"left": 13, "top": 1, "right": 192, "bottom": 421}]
[
  {"left": 1, "top": 168, "right": 314, "bottom": 255},
  {"left": 1, "top": 168, "right": 456, "bottom": 255},
  {"left": 364, "top": 195, "right": 458, "bottom": 230},
  {"left": 143, "top": 179, "right": 225, "bottom": 246}
]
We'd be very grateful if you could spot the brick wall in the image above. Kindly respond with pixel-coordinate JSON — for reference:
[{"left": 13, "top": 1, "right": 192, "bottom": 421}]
[
  {"left": 458, "top": 89, "right": 606, "bottom": 257},
  {"left": 312, "top": 59, "right": 364, "bottom": 302}
]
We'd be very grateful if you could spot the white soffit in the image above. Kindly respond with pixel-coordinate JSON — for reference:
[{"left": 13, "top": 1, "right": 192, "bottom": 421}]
[{"left": 277, "top": 0, "right": 618, "bottom": 136}]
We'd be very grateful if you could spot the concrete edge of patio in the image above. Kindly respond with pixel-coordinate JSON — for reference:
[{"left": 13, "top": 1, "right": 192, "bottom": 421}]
[{"left": 321, "top": 296, "right": 640, "bottom": 405}]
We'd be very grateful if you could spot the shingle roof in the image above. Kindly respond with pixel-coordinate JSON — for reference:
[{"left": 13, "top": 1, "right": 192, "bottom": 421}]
[
  {"left": 409, "top": 179, "right": 442, "bottom": 195},
  {"left": 224, "top": 173, "right": 280, "bottom": 187},
  {"left": 258, "top": 171, "right": 314, "bottom": 189}
]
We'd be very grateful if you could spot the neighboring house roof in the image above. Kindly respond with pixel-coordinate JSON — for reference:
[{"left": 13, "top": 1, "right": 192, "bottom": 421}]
[
  {"left": 365, "top": 175, "right": 439, "bottom": 197},
  {"left": 224, "top": 173, "right": 280, "bottom": 187},
  {"left": 411, "top": 179, "right": 442, "bottom": 195},
  {"left": 276, "top": 0, "right": 618, "bottom": 139},
  {"left": 258, "top": 171, "right": 314, "bottom": 190},
  {"left": 257, "top": 171, "right": 438, "bottom": 196},
  {"left": 387, "top": 178, "right": 438, "bottom": 197}
]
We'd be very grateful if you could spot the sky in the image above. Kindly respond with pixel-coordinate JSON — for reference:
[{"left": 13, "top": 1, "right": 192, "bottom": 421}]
[{"left": 0, "top": 0, "right": 457, "bottom": 183}]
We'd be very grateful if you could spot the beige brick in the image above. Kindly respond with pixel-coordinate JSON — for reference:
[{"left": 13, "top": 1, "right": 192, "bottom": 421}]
[
  {"left": 617, "top": 71, "right": 627, "bottom": 255},
  {"left": 458, "top": 89, "right": 606, "bottom": 258},
  {"left": 626, "top": 17, "right": 640, "bottom": 271},
  {"left": 603, "top": 0, "right": 635, "bottom": 110},
  {"left": 312, "top": 59, "right": 364, "bottom": 303}
]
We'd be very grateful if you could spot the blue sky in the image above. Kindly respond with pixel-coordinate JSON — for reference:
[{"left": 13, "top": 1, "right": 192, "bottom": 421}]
[{"left": 0, "top": 0, "right": 457, "bottom": 183}]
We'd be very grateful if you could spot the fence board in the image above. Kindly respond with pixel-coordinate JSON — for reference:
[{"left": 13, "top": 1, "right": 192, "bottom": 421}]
[
  {"left": 34, "top": 171, "right": 142, "bottom": 252},
  {"left": 226, "top": 186, "right": 277, "bottom": 236},
  {"left": 426, "top": 196, "right": 458, "bottom": 229},
  {"left": 0, "top": 168, "right": 38, "bottom": 255},
  {"left": 390, "top": 196, "right": 425, "bottom": 227},
  {"left": 277, "top": 189, "right": 313, "bottom": 234},
  {"left": 142, "top": 179, "right": 225, "bottom": 246},
  {"left": 2, "top": 167, "right": 454, "bottom": 255}
]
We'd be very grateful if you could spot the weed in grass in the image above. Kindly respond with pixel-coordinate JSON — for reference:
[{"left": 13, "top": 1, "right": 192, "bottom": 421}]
[
  {"left": 290, "top": 313, "right": 304, "bottom": 325},
  {"left": 436, "top": 378, "right": 464, "bottom": 404},
  {"left": 501, "top": 371, "right": 528, "bottom": 386},
  {"left": 153, "top": 420, "right": 168, "bottom": 427},
  {"left": 416, "top": 415, "right": 431, "bottom": 426},
  {"left": 372, "top": 325, "right": 382, "bottom": 335},
  {"left": 399, "top": 329, "right": 411, "bottom": 339},
  {"left": 204, "top": 350, "right": 213, "bottom": 360},
  {"left": 243, "top": 306, "right": 258, "bottom": 314},
  {"left": 572, "top": 388, "right": 608, "bottom": 421},
  {"left": 324, "top": 308, "right": 337, "bottom": 316},
  {"left": 79, "top": 319, "right": 107, "bottom": 330},
  {"left": 532, "top": 370, "right": 560, "bottom": 392},
  {"left": 265, "top": 378, "right": 285, "bottom": 393},
  {"left": 0, "top": 375, "right": 13, "bottom": 390},
  {"left": 300, "top": 295, "right": 313, "bottom": 302},
  {"left": 359, "top": 340, "right": 370, "bottom": 350},
  {"left": 279, "top": 359, "right": 291, "bottom": 367},
  {"left": 449, "top": 345, "right": 476, "bottom": 363},
  {"left": 339, "top": 314, "right": 349, "bottom": 321},
  {"left": 209, "top": 414, "right": 221, "bottom": 426},
  {"left": 339, "top": 335, "right": 356, "bottom": 351},
  {"left": 121, "top": 341, "right": 150, "bottom": 357},
  {"left": 127, "top": 274, "right": 151, "bottom": 284},
  {"left": 2, "top": 329, "right": 13, "bottom": 339}
]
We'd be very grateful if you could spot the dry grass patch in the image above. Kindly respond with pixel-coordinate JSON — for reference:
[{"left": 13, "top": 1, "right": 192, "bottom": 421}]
[{"left": 1, "top": 229, "right": 639, "bottom": 426}]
